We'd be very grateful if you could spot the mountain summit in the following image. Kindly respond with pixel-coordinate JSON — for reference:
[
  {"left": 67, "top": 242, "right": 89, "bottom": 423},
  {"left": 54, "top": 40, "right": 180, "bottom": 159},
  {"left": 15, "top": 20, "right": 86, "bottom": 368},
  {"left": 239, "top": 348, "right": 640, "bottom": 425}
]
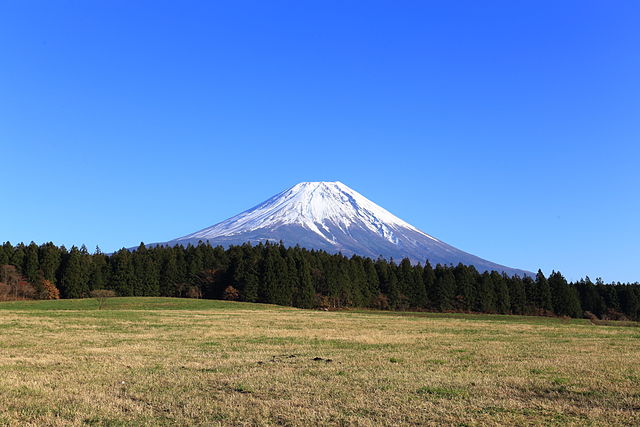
[{"left": 160, "top": 181, "right": 532, "bottom": 277}]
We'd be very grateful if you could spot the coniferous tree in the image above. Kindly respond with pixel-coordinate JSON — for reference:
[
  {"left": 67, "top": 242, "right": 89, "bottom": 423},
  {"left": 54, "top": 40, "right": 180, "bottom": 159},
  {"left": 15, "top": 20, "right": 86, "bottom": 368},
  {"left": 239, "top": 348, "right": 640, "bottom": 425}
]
[
  {"left": 363, "top": 258, "right": 380, "bottom": 305},
  {"left": 508, "top": 275, "right": 527, "bottom": 314},
  {"left": 432, "top": 265, "right": 455, "bottom": 311},
  {"left": 89, "top": 247, "right": 109, "bottom": 291},
  {"left": 0, "top": 242, "right": 11, "bottom": 265},
  {"left": 396, "top": 258, "right": 415, "bottom": 309},
  {"left": 476, "top": 272, "right": 496, "bottom": 313},
  {"left": 492, "top": 272, "right": 511, "bottom": 314},
  {"left": 39, "top": 242, "right": 61, "bottom": 284},
  {"left": 548, "top": 271, "right": 582, "bottom": 317},
  {"left": 535, "top": 270, "right": 553, "bottom": 312},
  {"left": 453, "top": 264, "right": 476, "bottom": 311},
  {"left": 24, "top": 242, "right": 40, "bottom": 284},
  {"left": 293, "top": 256, "right": 315, "bottom": 308},
  {"left": 422, "top": 261, "right": 435, "bottom": 307},
  {"left": 576, "top": 277, "right": 604, "bottom": 317},
  {"left": 411, "top": 263, "right": 427, "bottom": 308},
  {"left": 160, "top": 249, "right": 179, "bottom": 296},
  {"left": 11, "top": 243, "right": 26, "bottom": 276},
  {"left": 111, "top": 249, "right": 135, "bottom": 296},
  {"left": 60, "top": 246, "right": 89, "bottom": 298}
]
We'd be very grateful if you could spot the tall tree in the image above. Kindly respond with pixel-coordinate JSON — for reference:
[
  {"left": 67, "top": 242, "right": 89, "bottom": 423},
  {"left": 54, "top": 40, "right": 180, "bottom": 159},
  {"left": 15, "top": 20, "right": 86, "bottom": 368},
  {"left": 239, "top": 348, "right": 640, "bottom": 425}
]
[{"left": 60, "top": 246, "right": 89, "bottom": 298}]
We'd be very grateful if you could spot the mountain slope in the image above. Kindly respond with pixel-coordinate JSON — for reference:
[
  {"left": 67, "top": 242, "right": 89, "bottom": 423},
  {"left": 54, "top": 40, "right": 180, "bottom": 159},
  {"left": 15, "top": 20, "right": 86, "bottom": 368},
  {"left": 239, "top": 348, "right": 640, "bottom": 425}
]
[{"left": 157, "top": 181, "right": 532, "bottom": 277}]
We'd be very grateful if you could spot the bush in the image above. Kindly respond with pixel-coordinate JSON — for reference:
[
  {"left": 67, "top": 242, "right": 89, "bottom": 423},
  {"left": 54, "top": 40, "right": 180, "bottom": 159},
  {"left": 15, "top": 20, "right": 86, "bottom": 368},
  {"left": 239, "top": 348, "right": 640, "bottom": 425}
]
[{"left": 222, "top": 286, "right": 240, "bottom": 301}]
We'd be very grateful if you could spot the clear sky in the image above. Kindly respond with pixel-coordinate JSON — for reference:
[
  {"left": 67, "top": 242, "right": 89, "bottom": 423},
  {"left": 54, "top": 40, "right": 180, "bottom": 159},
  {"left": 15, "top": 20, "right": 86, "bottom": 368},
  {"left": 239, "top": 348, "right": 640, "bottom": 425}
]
[{"left": 1, "top": 1, "right": 638, "bottom": 282}]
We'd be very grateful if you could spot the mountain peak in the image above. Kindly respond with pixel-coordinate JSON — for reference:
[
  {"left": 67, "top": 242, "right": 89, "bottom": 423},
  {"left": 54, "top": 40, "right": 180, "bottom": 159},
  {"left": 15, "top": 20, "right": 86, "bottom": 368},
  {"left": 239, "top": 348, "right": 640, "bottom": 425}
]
[
  {"left": 179, "top": 180, "right": 432, "bottom": 245},
  {"left": 159, "top": 181, "right": 532, "bottom": 277}
]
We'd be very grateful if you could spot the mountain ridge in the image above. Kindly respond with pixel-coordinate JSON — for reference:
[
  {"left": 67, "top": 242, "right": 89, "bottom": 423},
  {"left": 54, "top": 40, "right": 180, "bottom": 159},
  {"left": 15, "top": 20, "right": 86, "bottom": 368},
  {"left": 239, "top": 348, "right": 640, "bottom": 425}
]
[{"left": 148, "top": 181, "right": 533, "bottom": 277}]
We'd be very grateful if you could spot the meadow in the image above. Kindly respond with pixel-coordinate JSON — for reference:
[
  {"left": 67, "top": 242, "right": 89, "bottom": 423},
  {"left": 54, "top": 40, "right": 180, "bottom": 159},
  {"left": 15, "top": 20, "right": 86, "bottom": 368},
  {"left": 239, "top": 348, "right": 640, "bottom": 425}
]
[{"left": 0, "top": 298, "right": 638, "bottom": 426}]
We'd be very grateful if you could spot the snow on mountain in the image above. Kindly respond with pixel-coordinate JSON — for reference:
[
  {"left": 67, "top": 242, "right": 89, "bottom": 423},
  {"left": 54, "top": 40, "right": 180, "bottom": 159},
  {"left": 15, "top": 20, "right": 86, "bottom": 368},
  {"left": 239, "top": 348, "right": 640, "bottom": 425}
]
[{"left": 157, "top": 181, "right": 532, "bottom": 277}]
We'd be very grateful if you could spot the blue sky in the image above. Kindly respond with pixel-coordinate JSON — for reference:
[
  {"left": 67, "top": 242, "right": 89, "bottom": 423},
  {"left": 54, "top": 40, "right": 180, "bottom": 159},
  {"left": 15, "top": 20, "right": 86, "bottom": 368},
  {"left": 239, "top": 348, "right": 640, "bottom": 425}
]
[{"left": 1, "top": 1, "right": 638, "bottom": 282}]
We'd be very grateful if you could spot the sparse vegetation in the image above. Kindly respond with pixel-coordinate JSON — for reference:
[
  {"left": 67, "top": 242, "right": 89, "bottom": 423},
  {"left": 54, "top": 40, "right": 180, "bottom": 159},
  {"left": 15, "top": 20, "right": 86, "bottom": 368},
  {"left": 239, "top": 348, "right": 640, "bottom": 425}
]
[{"left": 0, "top": 297, "right": 637, "bottom": 425}]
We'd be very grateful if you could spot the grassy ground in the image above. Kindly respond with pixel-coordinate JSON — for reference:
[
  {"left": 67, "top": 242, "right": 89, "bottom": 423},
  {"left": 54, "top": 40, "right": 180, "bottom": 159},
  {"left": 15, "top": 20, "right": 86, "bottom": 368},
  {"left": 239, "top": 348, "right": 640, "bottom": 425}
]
[{"left": 0, "top": 298, "right": 638, "bottom": 426}]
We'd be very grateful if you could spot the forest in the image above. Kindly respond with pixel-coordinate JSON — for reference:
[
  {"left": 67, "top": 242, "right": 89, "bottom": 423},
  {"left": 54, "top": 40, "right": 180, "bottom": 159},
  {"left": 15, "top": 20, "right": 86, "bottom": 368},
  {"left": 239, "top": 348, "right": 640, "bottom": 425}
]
[{"left": 0, "top": 241, "right": 638, "bottom": 320}]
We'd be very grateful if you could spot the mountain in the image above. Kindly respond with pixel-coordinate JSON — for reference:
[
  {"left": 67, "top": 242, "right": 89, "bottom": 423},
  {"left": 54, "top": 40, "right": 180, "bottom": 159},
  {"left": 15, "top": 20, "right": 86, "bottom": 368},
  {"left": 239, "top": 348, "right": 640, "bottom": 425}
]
[{"left": 154, "top": 181, "right": 532, "bottom": 277}]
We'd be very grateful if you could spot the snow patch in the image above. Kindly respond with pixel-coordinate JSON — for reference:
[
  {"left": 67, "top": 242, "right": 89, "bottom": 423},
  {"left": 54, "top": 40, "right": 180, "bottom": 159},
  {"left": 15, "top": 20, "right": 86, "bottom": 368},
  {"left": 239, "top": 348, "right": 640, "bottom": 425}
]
[{"left": 179, "top": 181, "right": 439, "bottom": 245}]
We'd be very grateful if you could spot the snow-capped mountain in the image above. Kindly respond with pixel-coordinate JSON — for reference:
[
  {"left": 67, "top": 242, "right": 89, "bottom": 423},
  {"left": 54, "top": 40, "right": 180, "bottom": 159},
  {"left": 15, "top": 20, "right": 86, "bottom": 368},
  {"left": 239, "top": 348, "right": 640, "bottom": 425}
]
[{"left": 158, "top": 181, "right": 532, "bottom": 277}]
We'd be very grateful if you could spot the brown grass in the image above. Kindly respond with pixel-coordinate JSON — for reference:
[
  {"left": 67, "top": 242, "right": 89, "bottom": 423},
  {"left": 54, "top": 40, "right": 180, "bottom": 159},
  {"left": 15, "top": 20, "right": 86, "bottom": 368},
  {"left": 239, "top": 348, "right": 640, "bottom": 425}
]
[{"left": 0, "top": 297, "right": 638, "bottom": 426}]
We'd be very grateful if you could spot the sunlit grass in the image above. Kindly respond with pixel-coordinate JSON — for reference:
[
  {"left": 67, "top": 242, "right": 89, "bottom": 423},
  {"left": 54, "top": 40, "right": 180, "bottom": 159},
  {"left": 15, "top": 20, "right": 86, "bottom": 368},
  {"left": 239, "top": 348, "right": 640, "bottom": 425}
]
[{"left": 0, "top": 297, "right": 638, "bottom": 425}]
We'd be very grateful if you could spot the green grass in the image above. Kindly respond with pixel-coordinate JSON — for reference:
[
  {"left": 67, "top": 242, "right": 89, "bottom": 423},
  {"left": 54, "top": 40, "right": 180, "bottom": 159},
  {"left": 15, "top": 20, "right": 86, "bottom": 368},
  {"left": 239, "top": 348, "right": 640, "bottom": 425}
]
[
  {"left": 0, "top": 297, "right": 638, "bottom": 426},
  {"left": 0, "top": 296, "right": 284, "bottom": 311}
]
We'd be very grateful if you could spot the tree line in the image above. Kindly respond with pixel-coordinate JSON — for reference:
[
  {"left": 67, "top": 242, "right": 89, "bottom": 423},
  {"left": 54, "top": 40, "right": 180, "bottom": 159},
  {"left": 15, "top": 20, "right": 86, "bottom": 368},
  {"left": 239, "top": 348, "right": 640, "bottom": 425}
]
[{"left": 0, "top": 241, "right": 638, "bottom": 320}]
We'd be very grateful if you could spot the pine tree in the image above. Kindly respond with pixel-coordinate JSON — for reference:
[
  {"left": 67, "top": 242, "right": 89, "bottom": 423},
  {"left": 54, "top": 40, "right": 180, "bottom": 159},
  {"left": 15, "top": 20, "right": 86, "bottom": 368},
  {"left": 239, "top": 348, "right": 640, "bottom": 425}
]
[
  {"left": 24, "top": 242, "right": 40, "bottom": 285},
  {"left": 60, "top": 246, "right": 89, "bottom": 298},
  {"left": 89, "top": 249, "right": 108, "bottom": 291},
  {"left": 492, "top": 272, "right": 511, "bottom": 314},
  {"left": 535, "top": 270, "right": 553, "bottom": 312},
  {"left": 432, "top": 265, "right": 455, "bottom": 311},
  {"left": 508, "top": 275, "right": 527, "bottom": 315},
  {"left": 0, "top": 242, "right": 11, "bottom": 265},
  {"left": 293, "top": 256, "right": 315, "bottom": 308},
  {"left": 261, "top": 246, "right": 290, "bottom": 306},
  {"left": 548, "top": 271, "right": 582, "bottom": 317},
  {"left": 363, "top": 259, "right": 380, "bottom": 305},
  {"left": 411, "top": 263, "right": 427, "bottom": 308},
  {"left": 348, "top": 256, "right": 368, "bottom": 307},
  {"left": 476, "top": 272, "right": 496, "bottom": 313},
  {"left": 422, "top": 262, "right": 435, "bottom": 308},
  {"left": 39, "top": 242, "right": 61, "bottom": 284},
  {"left": 453, "top": 264, "right": 476, "bottom": 311},
  {"left": 160, "top": 250, "right": 179, "bottom": 296},
  {"left": 111, "top": 249, "right": 135, "bottom": 296}
]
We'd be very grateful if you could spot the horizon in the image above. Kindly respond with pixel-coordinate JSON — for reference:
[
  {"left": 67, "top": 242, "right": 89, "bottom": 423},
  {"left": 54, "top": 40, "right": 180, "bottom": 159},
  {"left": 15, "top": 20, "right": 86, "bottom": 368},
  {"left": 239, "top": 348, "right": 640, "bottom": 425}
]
[{"left": 1, "top": 2, "right": 639, "bottom": 283}]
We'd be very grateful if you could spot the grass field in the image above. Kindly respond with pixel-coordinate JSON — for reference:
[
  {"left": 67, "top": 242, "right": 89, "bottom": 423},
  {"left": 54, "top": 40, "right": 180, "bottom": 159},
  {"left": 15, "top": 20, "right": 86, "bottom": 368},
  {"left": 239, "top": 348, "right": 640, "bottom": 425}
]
[{"left": 0, "top": 298, "right": 638, "bottom": 426}]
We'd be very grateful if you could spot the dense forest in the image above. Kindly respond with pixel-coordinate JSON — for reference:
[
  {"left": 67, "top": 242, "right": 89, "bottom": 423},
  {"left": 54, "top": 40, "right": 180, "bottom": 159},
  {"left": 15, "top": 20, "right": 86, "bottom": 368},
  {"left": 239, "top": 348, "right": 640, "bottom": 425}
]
[{"left": 0, "top": 241, "right": 638, "bottom": 320}]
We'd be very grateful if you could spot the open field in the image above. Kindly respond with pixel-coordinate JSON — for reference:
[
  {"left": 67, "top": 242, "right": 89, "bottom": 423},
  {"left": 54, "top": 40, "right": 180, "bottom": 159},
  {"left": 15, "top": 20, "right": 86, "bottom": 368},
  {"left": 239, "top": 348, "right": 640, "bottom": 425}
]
[{"left": 0, "top": 298, "right": 638, "bottom": 426}]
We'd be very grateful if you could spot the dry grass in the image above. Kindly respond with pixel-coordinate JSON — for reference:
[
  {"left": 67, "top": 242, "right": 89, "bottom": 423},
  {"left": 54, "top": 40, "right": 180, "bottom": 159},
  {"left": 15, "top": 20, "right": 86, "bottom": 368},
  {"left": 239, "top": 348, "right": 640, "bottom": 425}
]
[{"left": 0, "top": 297, "right": 638, "bottom": 426}]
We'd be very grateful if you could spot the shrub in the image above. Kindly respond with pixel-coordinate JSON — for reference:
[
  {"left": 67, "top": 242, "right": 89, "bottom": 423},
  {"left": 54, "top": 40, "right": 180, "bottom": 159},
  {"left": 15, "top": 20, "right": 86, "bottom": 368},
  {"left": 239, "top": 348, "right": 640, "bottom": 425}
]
[{"left": 222, "top": 286, "right": 240, "bottom": 301}]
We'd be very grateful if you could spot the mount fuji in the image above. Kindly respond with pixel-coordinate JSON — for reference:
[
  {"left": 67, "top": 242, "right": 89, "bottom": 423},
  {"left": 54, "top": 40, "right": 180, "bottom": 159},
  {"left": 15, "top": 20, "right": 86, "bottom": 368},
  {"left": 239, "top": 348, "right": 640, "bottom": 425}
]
[{"left": 154, "top": 181, "right": 532, "bottom": 277}]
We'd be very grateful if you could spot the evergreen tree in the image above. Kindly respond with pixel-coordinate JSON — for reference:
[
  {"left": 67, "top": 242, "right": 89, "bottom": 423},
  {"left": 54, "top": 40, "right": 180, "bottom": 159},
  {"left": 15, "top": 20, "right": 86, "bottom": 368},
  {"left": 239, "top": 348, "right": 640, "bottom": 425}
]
[
  {"left": 476, "top": 272, "right": 496, "bottom": 313},
  {"left": 548, "top": 271, "right": 582, "bottom": 317},
  {"left": 453, "top": 264, "right": 476, "bottom": 311},
  {"left": 60, "top": 246, "right": 89, "bottom": 298},
  {"left": 508, "top": 275, "right": 527, "bottom": 315},
  {"left": 535, "top": 270, "right": 553, "bottom": 312},
  {"left": 160, "top": 249, "right": 179, "bottom": 296},
  {"left": 24, "top": 242, "right": 40, "bottom": 284},
  {"left": 422, "top": 262, "right": 435, "bottom": 307},
  {"left": 492, "top": 272, "right": 511, "bottom": 314},
  {"left": 89, "top": 248, "right": 109, "bottom": 291},
  {"left": 0, "top": 242, "right": 11, "bottom": 265},
  {"left": 261, "top": 245, "right": 290, "bottom": 306},
  {"left": 111, "top": 249, "right": 135, "bottom": 296},
  {"left": 411, "top": 263, "right": 427, "bottom": 308},
  {"left": 39, "top": 242, "right": 61, "bottom": 284},
  {"left": 432, "top": 265, "right": 455, "bottom": 311},
  {"left": 363, "top": 258, "right": 380, "bottom": 305},
  {"left": 293, "top": 256, "right": 315, "bottom": 308}
]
